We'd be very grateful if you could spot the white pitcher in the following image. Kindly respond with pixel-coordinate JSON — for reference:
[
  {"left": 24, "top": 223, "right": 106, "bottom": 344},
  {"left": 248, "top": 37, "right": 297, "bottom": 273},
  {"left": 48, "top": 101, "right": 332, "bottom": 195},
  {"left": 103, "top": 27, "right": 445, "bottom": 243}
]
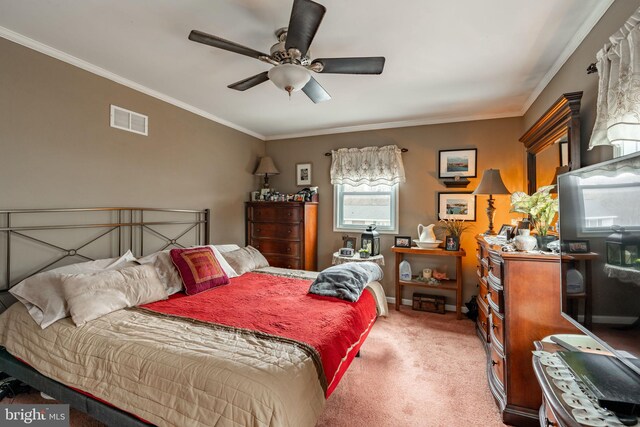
[{"left": 417, "top": 224, "right": 437, "bottom": 242}]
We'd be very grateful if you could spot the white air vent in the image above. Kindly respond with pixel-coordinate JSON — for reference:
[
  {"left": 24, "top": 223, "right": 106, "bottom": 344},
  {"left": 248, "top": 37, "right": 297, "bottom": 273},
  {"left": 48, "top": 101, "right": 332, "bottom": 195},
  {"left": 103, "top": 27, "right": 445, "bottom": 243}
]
[{"left": 110, "top": 105, "right": 148, "bottom": 136}]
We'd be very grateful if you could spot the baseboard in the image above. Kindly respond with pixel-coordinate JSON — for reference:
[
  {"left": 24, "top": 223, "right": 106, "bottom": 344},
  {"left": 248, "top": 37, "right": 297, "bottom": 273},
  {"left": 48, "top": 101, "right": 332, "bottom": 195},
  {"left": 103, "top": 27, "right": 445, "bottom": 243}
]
[
  {"left": 576, "top": 314, "right": 638, "bottom": 325},
  {"left": 385, "top": 296, "right": 469, "bottom": 314}
]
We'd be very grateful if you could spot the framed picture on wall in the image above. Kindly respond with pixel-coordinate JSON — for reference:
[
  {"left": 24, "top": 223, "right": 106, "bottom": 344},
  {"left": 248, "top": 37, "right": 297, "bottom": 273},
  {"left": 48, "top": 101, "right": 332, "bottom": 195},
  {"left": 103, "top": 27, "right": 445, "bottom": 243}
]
[
  {"left": 438, "top": 149, "right": 477, "bottom": 179},
  {"left": 296, "top": 163, "right": 312, "bottom": 186},
  {"left": 438, "top": 192, "right": 477, "bottom": 221}
]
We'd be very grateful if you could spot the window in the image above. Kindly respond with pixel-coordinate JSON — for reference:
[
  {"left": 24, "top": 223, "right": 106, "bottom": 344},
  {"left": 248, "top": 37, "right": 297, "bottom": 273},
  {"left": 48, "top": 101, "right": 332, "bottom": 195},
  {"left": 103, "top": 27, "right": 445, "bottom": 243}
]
[
  {"left": 578, "top": 173, "right": 640, "bottom": 232},
  {"left": 614, "top": 141, "right": 640, "bottom": 158},
  {"left": 334, "top": 183, "right": 398, "bottom": 233}
]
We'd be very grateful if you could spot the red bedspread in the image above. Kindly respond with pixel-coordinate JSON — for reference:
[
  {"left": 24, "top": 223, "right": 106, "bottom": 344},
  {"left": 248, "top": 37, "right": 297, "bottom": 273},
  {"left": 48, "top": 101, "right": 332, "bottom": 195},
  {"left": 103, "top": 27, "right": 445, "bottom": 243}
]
[{"left": 140, "top": 272, "right": 378, "bottom": 397}]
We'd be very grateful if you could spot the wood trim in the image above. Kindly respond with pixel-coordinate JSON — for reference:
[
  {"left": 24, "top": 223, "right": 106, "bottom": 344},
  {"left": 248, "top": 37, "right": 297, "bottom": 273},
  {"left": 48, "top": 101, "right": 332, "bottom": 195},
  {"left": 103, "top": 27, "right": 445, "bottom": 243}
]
[{"left": 519, "top": 92, "right": 582, "bottom": 194}]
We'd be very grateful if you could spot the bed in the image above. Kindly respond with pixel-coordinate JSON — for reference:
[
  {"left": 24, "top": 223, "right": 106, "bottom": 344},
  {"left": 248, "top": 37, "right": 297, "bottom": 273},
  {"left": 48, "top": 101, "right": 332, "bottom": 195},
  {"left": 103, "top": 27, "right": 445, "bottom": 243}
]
[{"left": 0, "top": 208, "right": 387, "bottom": 427}]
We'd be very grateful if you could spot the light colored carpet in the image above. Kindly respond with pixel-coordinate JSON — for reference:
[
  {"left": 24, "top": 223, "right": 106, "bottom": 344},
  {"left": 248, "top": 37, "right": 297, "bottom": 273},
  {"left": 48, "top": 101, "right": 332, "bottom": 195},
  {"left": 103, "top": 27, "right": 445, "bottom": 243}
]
[{"left": 2, "top": 308, "right": 506, "bottom": 427}]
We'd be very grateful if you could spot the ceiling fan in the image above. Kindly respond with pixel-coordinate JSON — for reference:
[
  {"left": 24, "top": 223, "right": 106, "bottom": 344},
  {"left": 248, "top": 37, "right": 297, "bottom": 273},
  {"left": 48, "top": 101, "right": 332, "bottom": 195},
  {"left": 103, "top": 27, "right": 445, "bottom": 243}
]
[{"left": 188, "top": 0, "right": 385, "bottom": 103}]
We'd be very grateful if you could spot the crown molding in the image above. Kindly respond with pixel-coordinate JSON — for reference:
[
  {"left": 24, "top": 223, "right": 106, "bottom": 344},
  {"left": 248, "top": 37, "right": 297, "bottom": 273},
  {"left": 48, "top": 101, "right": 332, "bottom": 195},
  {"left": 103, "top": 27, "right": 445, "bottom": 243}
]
[
  {"left": 0, "top": 26, "right": 266, "bottom": 141},
  {"left": 265, "top": 111, "right": 522, "bottom": 140},
  {"left": 520, "top": 0, "right": 614, "bottom": 115}
]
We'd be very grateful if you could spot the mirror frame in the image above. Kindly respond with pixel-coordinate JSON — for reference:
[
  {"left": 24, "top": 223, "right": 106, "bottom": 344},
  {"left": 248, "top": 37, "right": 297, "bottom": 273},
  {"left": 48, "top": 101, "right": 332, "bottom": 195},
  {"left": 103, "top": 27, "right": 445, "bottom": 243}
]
[{"left": 519, "top": 91, "right": 582, "bottom": 194}]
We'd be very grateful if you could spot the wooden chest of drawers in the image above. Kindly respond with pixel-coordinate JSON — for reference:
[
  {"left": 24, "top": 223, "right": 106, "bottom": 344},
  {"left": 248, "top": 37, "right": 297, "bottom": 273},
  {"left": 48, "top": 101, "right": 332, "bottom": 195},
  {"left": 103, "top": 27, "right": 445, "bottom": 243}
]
[
  {"left": 476, "top": 236, "right": 576, "bottom": 426},
  {"left": 246, "top": 202, "right": 318, "bottom": 271}
]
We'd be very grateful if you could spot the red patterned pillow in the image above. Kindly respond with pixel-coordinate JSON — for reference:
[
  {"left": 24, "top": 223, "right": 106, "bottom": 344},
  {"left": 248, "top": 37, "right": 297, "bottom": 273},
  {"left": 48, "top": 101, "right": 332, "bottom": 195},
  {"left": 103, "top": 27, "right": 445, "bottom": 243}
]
[{"left": 170, "top": 247, "right": 229, "bottom": 295}]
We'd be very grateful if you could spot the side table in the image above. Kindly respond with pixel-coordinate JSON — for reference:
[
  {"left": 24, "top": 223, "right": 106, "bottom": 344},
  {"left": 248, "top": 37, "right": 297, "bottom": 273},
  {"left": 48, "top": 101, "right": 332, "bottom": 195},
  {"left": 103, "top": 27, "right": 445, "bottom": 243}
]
[
  {"left": 332, "top": 252, "right": 385, "bottom": 266},
  {"left": 391, "top": 246, "right": 465, "bottom": 319}
]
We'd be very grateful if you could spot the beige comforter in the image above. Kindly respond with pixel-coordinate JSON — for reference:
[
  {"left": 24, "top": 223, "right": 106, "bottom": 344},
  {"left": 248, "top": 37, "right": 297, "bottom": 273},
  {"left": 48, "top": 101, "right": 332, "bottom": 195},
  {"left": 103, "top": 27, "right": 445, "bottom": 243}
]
[
  {"left": 0, "top": 270, "right": 388, "bottom": 427},
  {"left": 0, "top": 303, "right": 325, "bottom": 427}
]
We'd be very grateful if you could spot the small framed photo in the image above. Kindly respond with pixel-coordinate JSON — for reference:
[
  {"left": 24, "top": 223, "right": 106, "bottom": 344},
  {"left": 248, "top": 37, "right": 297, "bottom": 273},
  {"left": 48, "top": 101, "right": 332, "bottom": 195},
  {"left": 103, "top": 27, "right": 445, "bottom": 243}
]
[
  {"left": 394, "top": 235, "right": 412, "bottom": 248},
  {"left": 342, "top": 235, "right": 357, "bottom": 250},
  {"left": 565, "top": 240, "right": 590, "bottom": 254},
  {"left": 498, "top": 224, "right": 514, "bottom": 239},
  {"left": 296, "top": 163, "right": 312, "bottom": 186},
  {"left": 438, "top": 149, "right": 477, "bottom": 179},
  {"left": 438, "top": 192, "right": 476, "bottom": 221}
]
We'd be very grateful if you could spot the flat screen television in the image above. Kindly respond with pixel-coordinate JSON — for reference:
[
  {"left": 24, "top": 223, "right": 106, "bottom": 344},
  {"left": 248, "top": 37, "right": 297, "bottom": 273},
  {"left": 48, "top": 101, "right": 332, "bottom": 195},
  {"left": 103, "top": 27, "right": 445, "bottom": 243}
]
[{"left": 557, "top": 151, "right": 640, "bottom": 388}]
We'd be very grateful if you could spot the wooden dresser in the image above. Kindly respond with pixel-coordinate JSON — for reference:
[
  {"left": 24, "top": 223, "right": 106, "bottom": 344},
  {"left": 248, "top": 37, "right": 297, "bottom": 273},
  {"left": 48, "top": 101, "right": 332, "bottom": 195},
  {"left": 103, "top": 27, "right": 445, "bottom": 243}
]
[
  {"left": 476, "top": 236, "right": 576, "bottom": 426},
  {"left": 245, "top": 201, "right": 318, "bottom": 271}
]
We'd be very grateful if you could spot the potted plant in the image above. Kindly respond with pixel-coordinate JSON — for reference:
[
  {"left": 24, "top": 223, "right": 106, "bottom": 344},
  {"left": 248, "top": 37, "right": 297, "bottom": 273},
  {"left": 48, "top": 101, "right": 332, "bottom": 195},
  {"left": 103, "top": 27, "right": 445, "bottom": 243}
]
[
  {"left": 437, "top": 218, "right": 471, "bottom": 251},
  {"left": 510, "top": 185, "right": 559, "bottom": 251},
  {"left": 358, "top": 248, "right": 370, "bottom": 259}
]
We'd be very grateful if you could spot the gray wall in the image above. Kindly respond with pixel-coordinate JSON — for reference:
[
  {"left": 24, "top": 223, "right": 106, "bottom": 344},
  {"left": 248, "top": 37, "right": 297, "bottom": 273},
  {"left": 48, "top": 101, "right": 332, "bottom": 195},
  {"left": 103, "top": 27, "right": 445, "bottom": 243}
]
[
  {"left": 266, "top": 118, "right": 524, "bottom": 304},
  {"left": 0, "top": 38, "right": 265, "bottom": 245}
]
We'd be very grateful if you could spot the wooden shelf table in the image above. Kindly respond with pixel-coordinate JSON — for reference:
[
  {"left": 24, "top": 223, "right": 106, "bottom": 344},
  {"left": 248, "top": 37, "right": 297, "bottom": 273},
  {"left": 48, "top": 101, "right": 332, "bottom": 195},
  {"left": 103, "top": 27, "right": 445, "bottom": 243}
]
[{"left": 391, "top": 246, "right": 466, "bottom": 319}]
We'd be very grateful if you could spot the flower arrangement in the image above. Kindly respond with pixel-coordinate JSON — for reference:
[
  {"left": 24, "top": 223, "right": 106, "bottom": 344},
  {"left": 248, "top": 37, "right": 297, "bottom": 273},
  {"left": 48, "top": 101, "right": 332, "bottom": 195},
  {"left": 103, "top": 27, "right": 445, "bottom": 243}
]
[
  {"left": 509, "top": 185, "right": 558, "bottom": 236},
  {"left": 437, "top": 218, "right": 472, "bottom": 237}
]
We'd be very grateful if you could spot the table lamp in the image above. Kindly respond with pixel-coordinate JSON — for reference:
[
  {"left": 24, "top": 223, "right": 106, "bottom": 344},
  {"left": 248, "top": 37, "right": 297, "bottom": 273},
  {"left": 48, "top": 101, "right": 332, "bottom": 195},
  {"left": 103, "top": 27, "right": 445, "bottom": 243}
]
[
  {"left": 254, "top": 156, "right": 279, "bottom": 189},
  {"left": 472, "top": 169, "right": 511, "bottom": 235}
]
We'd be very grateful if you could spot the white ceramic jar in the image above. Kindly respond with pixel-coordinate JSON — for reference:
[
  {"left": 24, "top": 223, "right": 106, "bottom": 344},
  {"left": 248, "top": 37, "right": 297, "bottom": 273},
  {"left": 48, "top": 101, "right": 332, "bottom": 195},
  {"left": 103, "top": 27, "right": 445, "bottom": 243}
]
[{"left": 514, "top": 229, "right": 537, "bottom": 251}]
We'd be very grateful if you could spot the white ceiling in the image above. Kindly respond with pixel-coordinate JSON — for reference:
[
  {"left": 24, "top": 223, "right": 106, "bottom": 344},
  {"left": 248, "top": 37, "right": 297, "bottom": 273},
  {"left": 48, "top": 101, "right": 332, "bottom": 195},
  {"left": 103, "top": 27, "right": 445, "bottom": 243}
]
[{"left": 0, "top": 0, "right": 611, "bottom": 140}]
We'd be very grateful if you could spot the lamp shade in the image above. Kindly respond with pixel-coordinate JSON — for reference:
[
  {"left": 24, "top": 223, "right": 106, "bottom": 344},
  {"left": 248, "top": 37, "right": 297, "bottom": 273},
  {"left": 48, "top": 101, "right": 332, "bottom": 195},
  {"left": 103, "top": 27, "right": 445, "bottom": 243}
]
[
  {"left": 254, "top": 157, "right": 280, "bottom": 176},
  {"left": 472, "top": 169, "right": 510, "bottom": 195},
  {"left": 268, "top": 64, "right": 311, "bottom": 94}
]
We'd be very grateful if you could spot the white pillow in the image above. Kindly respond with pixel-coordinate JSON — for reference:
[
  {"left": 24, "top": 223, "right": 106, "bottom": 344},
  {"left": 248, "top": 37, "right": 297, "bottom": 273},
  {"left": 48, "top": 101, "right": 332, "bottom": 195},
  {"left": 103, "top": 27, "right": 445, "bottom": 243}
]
[
  {"left": 137, "top": 245, "right": 238, "bottom": 295},
  {"left": 9, "top": 250, "right": 136, "bottom": 328},
  {"left": 62, "top": 264, "right": 167, "bottom": 327}
]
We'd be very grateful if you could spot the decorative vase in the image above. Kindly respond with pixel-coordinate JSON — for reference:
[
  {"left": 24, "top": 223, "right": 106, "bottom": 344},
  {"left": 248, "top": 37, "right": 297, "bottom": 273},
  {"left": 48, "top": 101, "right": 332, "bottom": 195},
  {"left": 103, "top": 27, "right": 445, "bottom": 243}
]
[
  {"left": 445, "top": 235, "right": 460, "bottom": 251},
  {"left": 514, "top": 229, "right": 537, "bottom": 251},
  {"left": 536, "top": 234, "right": 557, "bottom": 252}
]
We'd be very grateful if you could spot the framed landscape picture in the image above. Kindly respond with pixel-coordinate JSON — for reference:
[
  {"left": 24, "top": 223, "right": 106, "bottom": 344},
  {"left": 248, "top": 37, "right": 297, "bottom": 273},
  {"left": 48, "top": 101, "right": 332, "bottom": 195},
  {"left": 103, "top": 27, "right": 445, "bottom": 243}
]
[
  {"left": 438, "top": 192, "right": 477, "bottom": 221},
  {"left": 438, "top": 149, "right": 477, "bottom": 179}
]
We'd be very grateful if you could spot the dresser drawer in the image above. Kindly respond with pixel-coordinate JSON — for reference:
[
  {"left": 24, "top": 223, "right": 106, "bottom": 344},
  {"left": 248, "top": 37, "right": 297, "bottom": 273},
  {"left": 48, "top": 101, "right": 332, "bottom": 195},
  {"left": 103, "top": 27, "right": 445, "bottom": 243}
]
[
  {"left": 249, "top": 205, "right": 302, "bottom": 223},
  {"left": 487, "top": 276, "right": 504, "bottom": 314},
  {"left": 264, "top": 255, "right": 301, "bottom": 270},
  {"left": 477, "top": 302, "right": 489, "bottom": 343},
  {"left": 488, "top": 252, "right": 503, "bottom": 283},
  {"left": 490, "top": 343, "right": 506, "bottom": 391},
  {"left": 478, "top": 277, "right": 489, "bottom": 303},
  {"left": 489, "top": 310, "right": 504, "bottom": 353},
  {"left": 250, "top": 239, "right": 301, "bottom": 256},
  {"left": 250, "top": 223, "right": 302, "bottom": 240}
]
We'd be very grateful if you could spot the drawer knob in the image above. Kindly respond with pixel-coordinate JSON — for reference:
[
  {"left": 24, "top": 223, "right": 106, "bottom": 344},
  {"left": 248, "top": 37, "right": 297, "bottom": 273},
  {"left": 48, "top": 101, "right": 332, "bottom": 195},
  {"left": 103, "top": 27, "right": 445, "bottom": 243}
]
[
  {"left": 287, "top": 212, "right": 292, "bottom": 216},
  {"left": 256, "top": 228, "right": 261, "bottom": 232},
  {"left": 288, "top": 229, "right": 292, "bottom": 234},
  {"left": 491, "top": 360, "right": 498, "bottom": 366},
  {"left": 545, "top": 418, "right": 557, "bottom": 427},
  {"left": 286, "top": 248, "right": 291, "bottom": 252}
]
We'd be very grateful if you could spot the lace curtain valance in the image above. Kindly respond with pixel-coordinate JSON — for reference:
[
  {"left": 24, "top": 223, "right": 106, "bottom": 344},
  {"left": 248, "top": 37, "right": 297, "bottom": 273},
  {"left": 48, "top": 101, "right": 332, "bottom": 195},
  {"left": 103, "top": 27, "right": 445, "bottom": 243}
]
[
  {"left": 330, "top": 145, "right": 406, "bottom": 186},
  {"left": 589, "top": 7, "right": 640, "bottom": 150}
]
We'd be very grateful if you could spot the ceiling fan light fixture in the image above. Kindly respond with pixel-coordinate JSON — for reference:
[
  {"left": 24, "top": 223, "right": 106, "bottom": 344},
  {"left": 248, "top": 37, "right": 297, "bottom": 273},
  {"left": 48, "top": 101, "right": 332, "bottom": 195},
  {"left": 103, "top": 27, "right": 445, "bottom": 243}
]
[{"left": 268, "top": 64, "right": 311, "bottom": 94}]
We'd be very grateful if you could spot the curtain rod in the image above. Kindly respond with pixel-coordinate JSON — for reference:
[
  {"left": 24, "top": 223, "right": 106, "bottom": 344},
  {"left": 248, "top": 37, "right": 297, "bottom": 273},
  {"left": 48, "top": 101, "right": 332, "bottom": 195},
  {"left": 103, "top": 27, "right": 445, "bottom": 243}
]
[
  {"left": 587, "top": 63, "right": 598, "bottom": 74},
  {"left": 324, "top": 148, "right": 408, "bottom": 156}
]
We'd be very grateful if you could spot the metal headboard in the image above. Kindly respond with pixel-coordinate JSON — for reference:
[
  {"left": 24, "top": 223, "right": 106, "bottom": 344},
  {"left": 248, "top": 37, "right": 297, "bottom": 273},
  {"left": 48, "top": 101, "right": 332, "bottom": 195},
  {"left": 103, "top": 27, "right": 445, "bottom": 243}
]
[{"left": 0, "top": 207, "right": 210, "bottom": 290}]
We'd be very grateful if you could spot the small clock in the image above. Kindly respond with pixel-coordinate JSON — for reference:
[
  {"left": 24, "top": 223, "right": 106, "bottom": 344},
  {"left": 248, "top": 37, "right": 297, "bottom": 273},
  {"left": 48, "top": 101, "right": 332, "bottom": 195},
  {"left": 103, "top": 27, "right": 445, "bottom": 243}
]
[{"left": 339, "top": 247, "right": 355, "bottom": 257}]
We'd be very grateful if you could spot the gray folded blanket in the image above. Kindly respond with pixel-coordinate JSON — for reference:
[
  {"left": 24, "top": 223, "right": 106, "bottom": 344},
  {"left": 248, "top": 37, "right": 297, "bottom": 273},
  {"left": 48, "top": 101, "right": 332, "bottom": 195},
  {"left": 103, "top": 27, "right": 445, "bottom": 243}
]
[{"left": 309, "top": 262, "right": 384, "bottom": 302}]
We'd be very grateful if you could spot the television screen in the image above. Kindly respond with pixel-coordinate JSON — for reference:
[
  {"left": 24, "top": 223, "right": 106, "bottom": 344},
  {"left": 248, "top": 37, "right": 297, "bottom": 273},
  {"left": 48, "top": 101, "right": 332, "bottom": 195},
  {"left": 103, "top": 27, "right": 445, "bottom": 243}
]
[{"left": 558, "top": 152, "right": 640, "bottom": 377}]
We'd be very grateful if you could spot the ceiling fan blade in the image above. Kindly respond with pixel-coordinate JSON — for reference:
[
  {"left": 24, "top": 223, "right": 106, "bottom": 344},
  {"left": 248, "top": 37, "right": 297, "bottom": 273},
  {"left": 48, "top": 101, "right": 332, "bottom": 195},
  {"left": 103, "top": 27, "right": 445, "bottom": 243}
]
[
  {"left": 285, "top": 0, "right": 326, "bottom": 57},
  {"left": 189, "top": 30, "right": 269, "bottom": 60},
  {"left": 302, "top": 77, "right": 331, "bottom": 103},
  {"left": 311, "top": 57, "right": 386, "bottom": 74},
  {"left": 228, "top": 72, "right": 270, "bottom": 91}
]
